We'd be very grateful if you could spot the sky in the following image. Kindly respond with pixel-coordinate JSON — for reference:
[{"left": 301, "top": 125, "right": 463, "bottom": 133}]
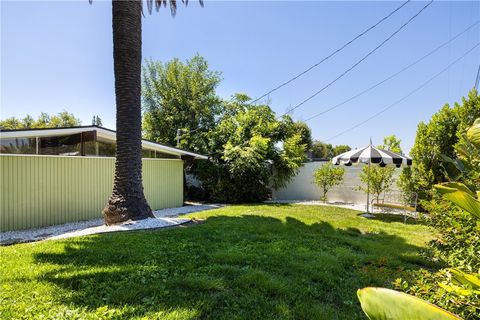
[{"left": 1, "top": 1, "right": 479, "bottom": 154}]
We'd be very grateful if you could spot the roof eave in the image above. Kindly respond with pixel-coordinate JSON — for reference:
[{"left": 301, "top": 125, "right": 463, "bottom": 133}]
[{"left": 0, "top": 126, "right": 208, "bottom": 160}]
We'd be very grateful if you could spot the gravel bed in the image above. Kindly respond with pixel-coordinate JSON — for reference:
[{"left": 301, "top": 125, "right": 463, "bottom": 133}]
[
  {"left": 266, "top": 200, "right": 420, "bottom": 219},
  {"left": 265, "top": 200, "right": 367, "bottom": 212},
  {"left": 0, "top": 203, "right": 222, "bottom": 245}
]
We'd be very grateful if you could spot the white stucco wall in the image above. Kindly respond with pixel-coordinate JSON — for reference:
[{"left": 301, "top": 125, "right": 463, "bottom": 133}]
[{"left": 272, "top": 161, "right": 401, "bottom": 204}]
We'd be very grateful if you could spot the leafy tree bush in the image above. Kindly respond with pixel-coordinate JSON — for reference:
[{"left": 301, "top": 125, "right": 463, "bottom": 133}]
[
  {"left": 333, "top": 144, "right": 351, "bottom": 156},
  {"left": 141, "top": 56, "right": 312, "bottom": 203},
  {"left": 396, "top": 199, "right": 480, "bottom": 319},
  {"left": 142, "top": 55, "right": 222, "bottom": 154},
  {"left": 362, "top": 122, "right": 480, "bottom": 319},
  {"left": 193, "top": 94, "right": 307, "bottom": 203},
  {"left": 358, "top": 165, "right": 395, "bottom": 203},
  {"left": 92, "top": 115, "right": 103, "bottom": 126},
  {"left": 310, "top": 140, "right": 351, "bottom": 159},
  {"left": 313, "top": 163, "right": 345, "bottom": 202},
  {"left": 0, "top": 111, "right": 81, "bottom": 129},
  {"left": 281, "top": 119, "right": 312, "bottom": 152},
  {"left": 396, "top": 118, "right": 480, "bottom": 319},
  {"left": 399, "top": 89, "right": 480, "bottom": 202},
  {"left": 377, "top": 135, "right": 402, "bottom": 154}
]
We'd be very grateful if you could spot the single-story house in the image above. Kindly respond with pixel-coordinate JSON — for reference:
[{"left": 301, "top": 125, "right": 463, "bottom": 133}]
[
  {"left": 0, "top": 126, "right": 207, "bottom": 232},
  {"left": 0, "top": 125, "right": 207, "bottom": 160}
]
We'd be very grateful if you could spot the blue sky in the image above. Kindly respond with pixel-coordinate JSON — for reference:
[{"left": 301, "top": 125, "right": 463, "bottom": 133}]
[{"left": 2, "top": 1, "right": 479, "bottom": 153}]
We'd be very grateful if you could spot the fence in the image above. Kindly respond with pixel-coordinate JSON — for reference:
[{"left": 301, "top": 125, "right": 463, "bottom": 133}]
[
  {"left": 272, "top": 161, "right": 402, "bottom": 204},
  {"left": 0, "top": 155, "right": 183, "bottom": 231}
]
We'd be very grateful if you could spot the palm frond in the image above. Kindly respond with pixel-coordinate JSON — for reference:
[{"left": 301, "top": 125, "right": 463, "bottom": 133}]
[
  {"left": 89, "top": 0, "right": 200, "bottom": 17},
  {"left": 169, "top": 0, "right": 177, "bottom": 16},
  {"left": 146, "top": 0, "right": 153, "bottom": 14}
]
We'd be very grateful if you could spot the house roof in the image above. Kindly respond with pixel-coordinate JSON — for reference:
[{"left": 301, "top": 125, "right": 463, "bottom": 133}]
[{"left": 0, "top": 125, "right": 208, "bottom": 159}]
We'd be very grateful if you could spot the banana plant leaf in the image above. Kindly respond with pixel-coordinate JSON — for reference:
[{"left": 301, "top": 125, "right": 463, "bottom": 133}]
[
  {"left": 449, "top": 268, "right": 480, "bottom": 289},
  {"left": 435, "top": 182, "right": 476, "bottom": 196},
  {"left": 357, "top": 287, "right": 461, "bottom": 320},
  {"left": 466, "top": 118, "right": 480, "bottom": 148},
  {"left": 434, "top": 182, "right": 480, "bottom": 219},
  {"left": 440, "top": 155, "right": 465, "bottom": 180},
  {"left": 438, "top": 282, "right": 474, "bottom": 296}
]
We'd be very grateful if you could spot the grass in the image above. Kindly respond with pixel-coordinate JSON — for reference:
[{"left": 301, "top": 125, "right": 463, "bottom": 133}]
[{"left": 0, "top": 204, "right": 436, "bottom": 319}]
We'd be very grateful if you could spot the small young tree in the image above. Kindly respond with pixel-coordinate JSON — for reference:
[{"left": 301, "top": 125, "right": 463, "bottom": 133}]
[
  {"left": 377, "top": 135, "right": 403, "bottom": 154},
  {"left": 313, "top": 163, "right": 345, "bottom": 202},
  {"left": 358, "top": 165, "right": 395, "bottom": 203}
]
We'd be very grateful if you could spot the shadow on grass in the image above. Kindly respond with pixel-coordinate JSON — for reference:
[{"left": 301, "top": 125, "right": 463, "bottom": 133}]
[
  {"left": 32, "top": 215, "right": 435, "bottom": 319},
  {"left": 357, "top": 212, "right": 428, "bottom": 225}
]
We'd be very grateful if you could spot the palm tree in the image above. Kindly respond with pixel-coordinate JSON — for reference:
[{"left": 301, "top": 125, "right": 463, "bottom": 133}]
[{"left": 100, "top": 0, "right": 201, "bottom": 225}]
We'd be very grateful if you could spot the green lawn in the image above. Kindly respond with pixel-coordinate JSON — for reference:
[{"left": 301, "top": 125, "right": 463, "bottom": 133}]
[{"left": 0, "top": 204, "right": 436, "bottom": 319}]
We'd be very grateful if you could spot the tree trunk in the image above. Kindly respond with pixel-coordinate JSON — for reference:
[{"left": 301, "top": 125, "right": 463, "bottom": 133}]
[{"left": 103, "top": 0, "right": 154, "bottom": 225}]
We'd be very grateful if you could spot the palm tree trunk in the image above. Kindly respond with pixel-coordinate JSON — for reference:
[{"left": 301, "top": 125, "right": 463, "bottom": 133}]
[{"left": 103, "top": 0, "right": 154, "bottom": 225}]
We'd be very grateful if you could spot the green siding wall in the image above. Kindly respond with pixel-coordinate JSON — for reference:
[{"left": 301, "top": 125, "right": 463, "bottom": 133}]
[{"left": 0, "top": 155, "right": 184, "bottom": 232}]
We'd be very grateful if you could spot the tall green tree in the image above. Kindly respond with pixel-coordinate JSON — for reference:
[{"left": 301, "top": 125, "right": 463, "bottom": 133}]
[
  {"left": 0, "top": 111, "right": 81, "bottom": 129},
  {"left": 142, "top": 55, "right": 221, "bottom": 154},
  {"left": 0, "top": 117, "right": 23, "bottom": 130},
  {"left": 398, "top": 89, "right": 480, "bottom": 201},
  {"left": 396, "top": 119, "right": 480, "bottom": 319},
  {"left": 92, "top": 115, "right": 103, "bottom": 126},
  {"left": 310, "top": 140, "right": 350, "bottom": 159},
  {"left": 378, "top": 134, "right": 402, "bottom": 154},
  {"left": 99, "top": 0, "right": 202, "bottom": 225},
  {"left": 333, "top": 144, "right": 351, "bottom": 156},
  {"left": 194, "top": 94, "right": 307, "bottom": 202},
  {"left": 280, "top": 119, "right": 312, "bottom": 151},
  {"left": 311, "top": 141, "right": 333, "bottom": 159}
]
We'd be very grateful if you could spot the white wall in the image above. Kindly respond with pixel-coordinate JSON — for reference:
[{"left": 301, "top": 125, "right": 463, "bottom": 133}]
[{"left": 272, "top": 161, "right": 401, "bottom": 204}]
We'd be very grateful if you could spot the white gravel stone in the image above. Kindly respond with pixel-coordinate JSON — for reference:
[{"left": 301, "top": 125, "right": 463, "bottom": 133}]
[{"left": 0, "top": 203, "right": 222, "bottom": 245}]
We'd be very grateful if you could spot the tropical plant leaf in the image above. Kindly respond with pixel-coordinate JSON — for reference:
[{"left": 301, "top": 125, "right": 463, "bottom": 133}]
[
  {"left": 440, "top": 154, "right": 464, "bottom": 181},
  {"left": 438, "top": 282, "right": 474, "bottom": 296},
  {"left": 357, "top": 287, "right": 461, "bottom": 320},
  {"left": 466, "top": 118, "right": 480, "bottom": 148},
  {"left": 435, "top": 182, "right": 475, "bottom": 196},
  {"left": 449, "top": 268, "right": 480, "bottom": 289},
  {"left": 434, "top": 183, "right": 480, "bottom": 219}
]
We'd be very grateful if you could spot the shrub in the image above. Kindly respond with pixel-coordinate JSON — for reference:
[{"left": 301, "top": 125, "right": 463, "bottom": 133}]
[
  {"left": 395, "top": 119, "right": 480, "bottom": 319},
  {"left": 313, "top": 163, "right": 345, "bottom": 202},
  {"left": 193, "top": 95, "right": 307, "bottom": 203},
  {"left": 357, "top": 165, "right": 395, "bottom": 203},
  {"left": 399, "top": 89, "right": 480, "bottom": 202},
  {"left": 395, "top": 198, "right": 480, "bottom": 319}
]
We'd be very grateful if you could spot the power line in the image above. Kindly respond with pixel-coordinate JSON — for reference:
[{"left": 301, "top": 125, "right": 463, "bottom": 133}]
[
  {"left": 282, "top": 0, "right": 434, "bottom": 117},
  {"left": 250, "top": 0, "right": 411, "bottom": 104},
  {"left": 215, "top": 1, "right": 434, "bottom": 152},
  {"left": 325, "top": 41, "right": 480, "bottom": 142},
  {"left": 475, "top": 64, "right": 480, "bottom": 91},
  {"left": 304, "top": 20, "right": 480, "bottom": 122}
]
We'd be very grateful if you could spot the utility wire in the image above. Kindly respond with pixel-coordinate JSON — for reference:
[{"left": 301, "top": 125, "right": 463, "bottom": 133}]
[
  {"left": 325, "top": 41, "right": 480, "bottom": 142},
  {"left": 177, "top": 1, "right": 417, "bottom": 141},
  {"left": 282, "top": 0, "right": 434, "bottom": 117},
  {"left": 304, "top": 20, "right": 480, "bottom": 122},
  {"left": 205, "top": 0, "right": 434, "bottom": 152},
  {"left": 475, "top": 64, "right": 480, "bottom": 91},
  {"left": 250, "top": 0, "right": 411, "bottom": 104}
]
